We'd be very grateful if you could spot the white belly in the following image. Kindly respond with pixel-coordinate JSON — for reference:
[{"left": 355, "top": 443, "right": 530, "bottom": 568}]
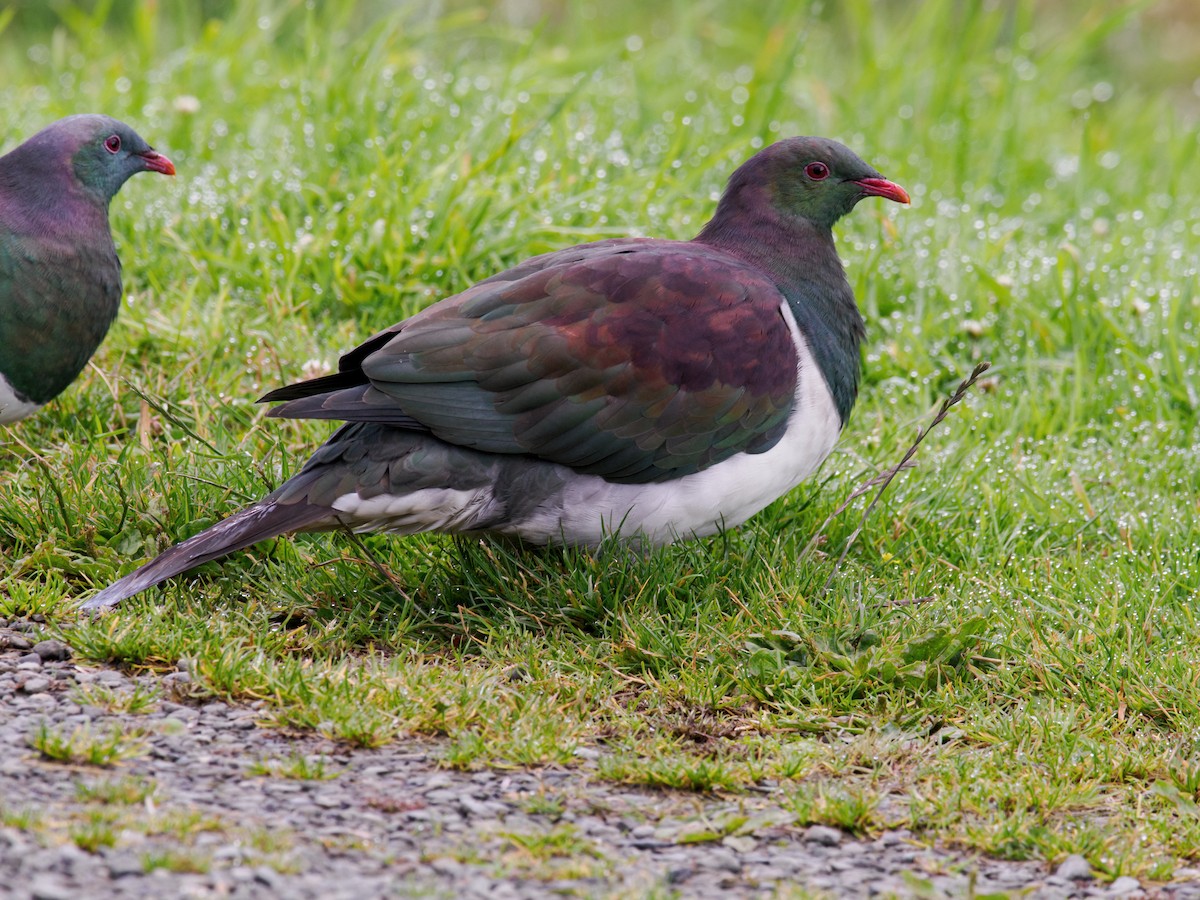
[
  {"left": 537, "top": 376, "right": 838, "bottom": 545},
  {"left": 0, "top": 373, "right": 42, "bottom": 424}
]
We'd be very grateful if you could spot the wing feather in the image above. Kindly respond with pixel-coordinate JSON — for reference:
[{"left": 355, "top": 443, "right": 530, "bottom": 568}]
[{"left": 266, "top": 239, "right": 797, "bottom": 483}]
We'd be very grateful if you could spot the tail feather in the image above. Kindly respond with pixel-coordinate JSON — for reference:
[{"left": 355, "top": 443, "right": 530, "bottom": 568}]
[
  {"left": 80, "top": 500, "right": 332, "bottom": 611},
  {"left": 265, "top": 385, "right": 427, "bottom": 428},
  {"left": 257, "top": 369, "right": 367, "bottom": 403}
]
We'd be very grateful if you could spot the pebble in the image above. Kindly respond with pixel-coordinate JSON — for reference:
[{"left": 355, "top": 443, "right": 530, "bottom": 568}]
[
  {"left": 20, "top": 676, "right": 51, "bottom": 694},
  {"left": 804, "top": 824, "right": 843, "bottom": 846},
  {"left": 33, "top": 640, "right": 71, "bottom": 661},
  {"left": 2, "top": 620, "right": 1200, "bottom": 900},
  {"left": 1110, "top": 876, "right": 1142, "bottom": 894},
  {"left": 29, "top": 875, "right": 73, "bottom": 900},
  {"left": 1056, "top": 853, "right": 1094, "bottom": 880},
  {"left": 107, "top": 854, "right": 144, "bottom": 878}
]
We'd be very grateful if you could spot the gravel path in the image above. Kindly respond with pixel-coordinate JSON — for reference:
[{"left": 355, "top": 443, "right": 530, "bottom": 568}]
[{"left": 2, "top": 619, "right": 1198, "bottom": 899}]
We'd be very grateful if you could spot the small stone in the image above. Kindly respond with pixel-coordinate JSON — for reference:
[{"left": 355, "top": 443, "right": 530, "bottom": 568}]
[
  {"left": 1056, "top": 854, "right": 1093, "bottom": 880},
  {"left": 20, "top": 677, "right": 51, "bottom": 694},
  {"left": 159, "top": 702, "right": 199, "bottom": 719},
  {"left": 253, "top": 866, "right": 279, "bottom": 888},
  {"left": 699, "top": 846, "right": 742, "bottom": 873},
  {"left": 465, "top": 875, "right": 496, "bottom": 895},
  {"left": 1109, "top": 876, "right": 1141, "bottom": 895},
  {"left": 804, "top": 824, "right": 842, "bottom": 846},
  {"left": 29, "top": 876, "right": 71, "bottom": 900},
  {"left": 4, "top": 634, "right": 32, "bottom": 651},
  {"left": 48, "top": 842, "right": 86, "bottom": 874},
  {"left": 458, "top": 797, "right": 503, "bottom": 818},
  {"left": 722, "top": 834, "right": 756, "bottom": 853},
  {"left": 108, "top": 853, "right": 144, "bottom": 878},
  {"left": 17, "top": 653, "right": 42, "bottom": 667},
  {"left": 32, "top": 640, "right": 71, "bottom": 661},
  {"left": 429, "top": 858, "right": 463, "bottom": 876},
  {"left": 666, "top": 867, "right": 693, "bottom": 884}
]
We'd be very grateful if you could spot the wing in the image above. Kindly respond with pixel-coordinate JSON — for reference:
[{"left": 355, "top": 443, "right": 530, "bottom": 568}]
[{"left": 264, "top": 239, "right": 798, "bottom": 484}]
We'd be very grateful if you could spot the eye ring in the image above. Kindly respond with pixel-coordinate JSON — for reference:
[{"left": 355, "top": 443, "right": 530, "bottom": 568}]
[
  {"left": 104, "top": 135, "right": 122, "bottom": 154},
  {"left": 805, "top": 161, "right": 829, "bottom": 180}
]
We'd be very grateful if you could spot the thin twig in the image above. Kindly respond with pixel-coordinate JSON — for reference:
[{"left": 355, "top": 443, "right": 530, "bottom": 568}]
[
  {"left": 799, "top": 461, "right": 916, "bottom": 560},
  {"left": 815, "top": 361, "right": 992, "bottom": 595}
]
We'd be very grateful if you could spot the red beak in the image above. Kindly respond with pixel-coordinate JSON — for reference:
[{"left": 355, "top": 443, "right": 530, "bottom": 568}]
[
  {"left": 854, "top": 177, "right": 909, "bottom": 204},
  {"left": 139, "top": 150, "right": 176, "bottom": 176}
]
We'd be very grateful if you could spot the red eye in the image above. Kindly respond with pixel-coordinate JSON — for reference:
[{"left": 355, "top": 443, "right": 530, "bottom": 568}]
[
  {"left": 104, "top": 135, "right": 121, "bottom": 154},
  {"left": 805, "top": 161, "right": 829, "bottom": 180}
]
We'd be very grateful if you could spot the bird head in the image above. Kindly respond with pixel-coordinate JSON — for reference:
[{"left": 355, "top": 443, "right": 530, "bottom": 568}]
[
  {"left": 49, "top": 114, "right": 176, "bottom": 203},
  {"left": 704, "top": 136, "right": 909, "bottom": 237},
  {"left": 758, "top": 136, "right": 909, "bottom": 230}
]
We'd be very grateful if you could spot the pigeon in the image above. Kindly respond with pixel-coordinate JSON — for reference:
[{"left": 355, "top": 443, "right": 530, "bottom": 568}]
[
  {"left": 82, "top": 136, "right": 908, "bottom": 611},
  {"left": 0, "top": 114, "right": 175, "bottom": 424}
]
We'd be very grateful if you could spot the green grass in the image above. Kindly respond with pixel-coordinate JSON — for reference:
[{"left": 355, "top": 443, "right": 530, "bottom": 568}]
[
  {"left": 30, "top": 721, "right": 150, "bottom": 767},
  {"left": 1, "top": 0, "right": 1199, "bottom": 884},
  {"left": 71, "top": 680, "right": 162, "bottom": 714},
  {"left": 4, "top": 794, "right": 286, "bottom": 874},
  {"left": 493, "top": 823, "right": 610, "bottom": 880},
  {"left": 69, "top": 810, "right": 120, "bottom": 853},
  {"left": 247, "top": 751, "right": 337, "bottom": 780},
  {"left": 74, "top": 775, "right": 158, "bottom": 804}
]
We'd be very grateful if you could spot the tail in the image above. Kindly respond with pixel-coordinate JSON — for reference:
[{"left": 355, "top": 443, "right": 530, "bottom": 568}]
[{"left": 80, "top": 500, "right": 333, "bottom": 611}]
